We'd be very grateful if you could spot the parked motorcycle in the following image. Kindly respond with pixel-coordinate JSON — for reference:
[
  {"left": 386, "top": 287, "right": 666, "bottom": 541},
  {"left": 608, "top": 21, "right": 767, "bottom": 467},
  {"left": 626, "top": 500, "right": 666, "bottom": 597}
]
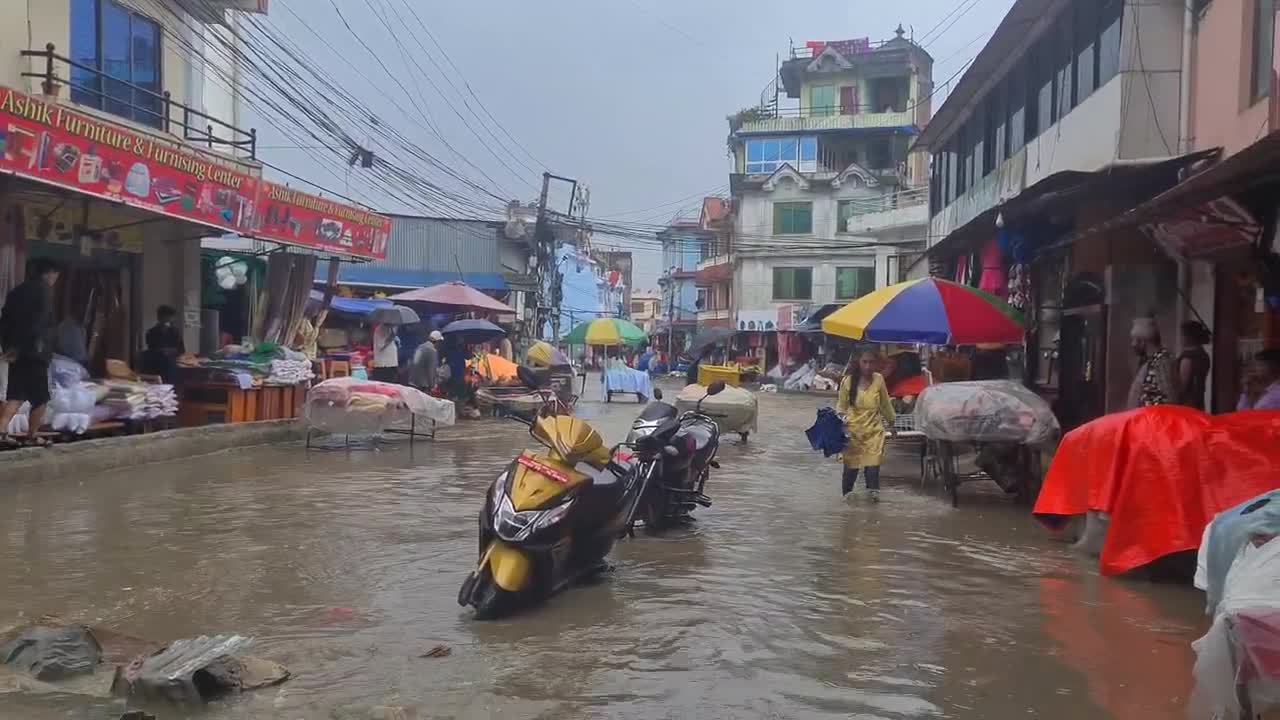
[
  {"left": 458, "top": 367, "right": 643, "bottom": 619},
  {"left": 624, "top": 382, "right": 725, "bottom": 532}
]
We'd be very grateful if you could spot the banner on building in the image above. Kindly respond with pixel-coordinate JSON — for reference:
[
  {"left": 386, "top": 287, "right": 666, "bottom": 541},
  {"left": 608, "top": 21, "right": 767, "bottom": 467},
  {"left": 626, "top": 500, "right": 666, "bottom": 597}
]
[{"left": 0, "top": 86, "right": 387, "bottom": 260}]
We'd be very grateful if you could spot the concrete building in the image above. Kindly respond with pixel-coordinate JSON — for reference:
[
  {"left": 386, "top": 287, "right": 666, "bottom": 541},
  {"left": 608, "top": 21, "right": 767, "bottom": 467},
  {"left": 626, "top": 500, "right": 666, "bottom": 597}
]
[
  {"left": 630, "top": 289, "right": 661, "bottom": 334},
  {"left": 656, "top": 219, "right": 704, "bottom": 353},
  {"left": 913, "top": 0, "right": 1227, "bottom": 427},
  {"left": 695, "top": 197, "right": 734, "bottom": 331},
  {"left": 0, "top": 0, "right": 269, "bottom": 355},
  {"left": 726, "top": 28, "right": 933, "bottom": 368}
]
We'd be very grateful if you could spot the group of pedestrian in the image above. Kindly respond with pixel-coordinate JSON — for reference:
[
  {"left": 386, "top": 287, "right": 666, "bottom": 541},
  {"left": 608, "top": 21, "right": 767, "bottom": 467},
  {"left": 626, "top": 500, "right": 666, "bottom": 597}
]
[{"left": 1127, "top": 314, "right": 1280, "bottom": 412}]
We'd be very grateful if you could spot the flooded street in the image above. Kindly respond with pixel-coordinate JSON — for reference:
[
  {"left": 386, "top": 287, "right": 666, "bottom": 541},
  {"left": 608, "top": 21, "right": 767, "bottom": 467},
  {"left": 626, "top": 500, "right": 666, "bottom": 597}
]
[{"left": 0, "top": 380, "right": 1206, "bottom": 719}]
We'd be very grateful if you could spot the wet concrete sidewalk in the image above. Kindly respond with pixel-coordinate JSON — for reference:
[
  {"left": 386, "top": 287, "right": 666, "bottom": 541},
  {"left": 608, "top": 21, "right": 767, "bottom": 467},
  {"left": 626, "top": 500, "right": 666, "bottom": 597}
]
[{"left": 0, "top": 379, "right": 1206, "bottom": 719}]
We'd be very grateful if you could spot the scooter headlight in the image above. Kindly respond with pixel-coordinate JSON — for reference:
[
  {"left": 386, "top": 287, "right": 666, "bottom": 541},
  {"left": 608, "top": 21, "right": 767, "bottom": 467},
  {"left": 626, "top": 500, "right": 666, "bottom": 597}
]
[{"left": 494, "top": 493, "right": 575, "bottom": 543}]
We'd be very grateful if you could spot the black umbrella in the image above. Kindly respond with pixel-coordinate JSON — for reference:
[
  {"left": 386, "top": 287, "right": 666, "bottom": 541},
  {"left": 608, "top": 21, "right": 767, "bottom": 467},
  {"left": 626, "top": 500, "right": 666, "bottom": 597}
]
[
  {"left": 688, "top": 327, "right": 736, "bottom": 355},
  {"left": 442, "top": 318, "right": 505, "bottom": 342}
]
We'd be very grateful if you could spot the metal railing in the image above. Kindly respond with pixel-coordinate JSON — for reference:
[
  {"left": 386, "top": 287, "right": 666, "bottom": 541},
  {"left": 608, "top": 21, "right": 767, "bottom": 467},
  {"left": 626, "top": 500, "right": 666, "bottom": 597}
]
[
  {"left": 20, "top": 44, "right": 257, "bottom": 159},
  {"left": 752, "top": 102, "right": 911, "bottom": 120}
]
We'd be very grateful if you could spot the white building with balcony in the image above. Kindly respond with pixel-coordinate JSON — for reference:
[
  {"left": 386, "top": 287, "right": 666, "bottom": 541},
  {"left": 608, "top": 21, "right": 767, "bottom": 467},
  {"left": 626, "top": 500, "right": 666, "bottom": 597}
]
[{"left": 725, "top": 27, "right": 932, "bottom": 367}]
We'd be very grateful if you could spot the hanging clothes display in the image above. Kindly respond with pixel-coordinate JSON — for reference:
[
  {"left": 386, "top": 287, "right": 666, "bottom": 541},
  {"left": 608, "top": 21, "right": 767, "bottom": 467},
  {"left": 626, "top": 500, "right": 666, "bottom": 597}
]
[{"left": 978, "top": 237, "right": 1006, "bottom": 296}]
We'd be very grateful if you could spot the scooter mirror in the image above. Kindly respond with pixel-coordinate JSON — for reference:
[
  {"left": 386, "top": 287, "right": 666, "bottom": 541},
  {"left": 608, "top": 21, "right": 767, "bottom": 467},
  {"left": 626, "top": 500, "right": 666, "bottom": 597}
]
[
  {"left": 653, "top": 388, "right": 663, "bottom": 401},
  {"left": 706, "top": 380, "right": 727, "bottom": 396}
]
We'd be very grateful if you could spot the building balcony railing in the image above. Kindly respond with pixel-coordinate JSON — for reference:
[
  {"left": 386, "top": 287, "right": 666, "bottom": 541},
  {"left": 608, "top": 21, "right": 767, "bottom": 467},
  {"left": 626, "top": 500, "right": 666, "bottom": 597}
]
[
  {"left": 21, "top": 44, "right": 258, "bottom": 159},
  {"left": 697, "top": 308, "right": 731, "bottom": 321},
  {"left": 839, "top": 192, "right": 929, "bottom": 235},
  {"left": 738, "top": 108, "right": 914, "bottom": 136},
  {"left": 696, "top": 254, "right": 733, "bottom": 286}
]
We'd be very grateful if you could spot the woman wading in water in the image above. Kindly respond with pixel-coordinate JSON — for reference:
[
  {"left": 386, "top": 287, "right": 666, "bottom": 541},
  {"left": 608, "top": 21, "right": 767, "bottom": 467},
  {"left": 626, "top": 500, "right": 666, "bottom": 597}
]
[{"left": 835, "top": 350, "right": 896, "bottom": 502}]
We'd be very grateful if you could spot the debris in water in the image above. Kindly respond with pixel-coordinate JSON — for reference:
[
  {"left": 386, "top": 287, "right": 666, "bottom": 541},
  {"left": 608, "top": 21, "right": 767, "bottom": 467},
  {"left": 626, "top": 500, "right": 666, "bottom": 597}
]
[{"left": 418, "top": 645, "right": 451, "bottom": 659}]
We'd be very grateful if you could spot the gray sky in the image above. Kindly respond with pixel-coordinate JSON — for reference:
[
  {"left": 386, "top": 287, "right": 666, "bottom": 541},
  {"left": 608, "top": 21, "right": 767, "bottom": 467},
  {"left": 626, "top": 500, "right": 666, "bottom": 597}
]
[{"left": 251, "top": 0, "right": 1015, "bottom": 289}]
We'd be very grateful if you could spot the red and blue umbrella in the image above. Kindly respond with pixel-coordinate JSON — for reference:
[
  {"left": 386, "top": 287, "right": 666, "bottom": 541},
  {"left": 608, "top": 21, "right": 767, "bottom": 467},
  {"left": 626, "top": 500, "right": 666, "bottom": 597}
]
[{"left": 821, "top": 278, "right": 1024, "bottom": 345}]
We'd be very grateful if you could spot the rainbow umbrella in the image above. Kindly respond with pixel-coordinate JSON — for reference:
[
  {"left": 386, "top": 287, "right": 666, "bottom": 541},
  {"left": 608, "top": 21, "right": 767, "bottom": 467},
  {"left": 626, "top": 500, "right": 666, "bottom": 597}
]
[
  {"left": 563, "top": 318, "right": 647, "bottom": 347},
  {"left": 821, "top": 278, "right": 1024, "bottom": 345}
]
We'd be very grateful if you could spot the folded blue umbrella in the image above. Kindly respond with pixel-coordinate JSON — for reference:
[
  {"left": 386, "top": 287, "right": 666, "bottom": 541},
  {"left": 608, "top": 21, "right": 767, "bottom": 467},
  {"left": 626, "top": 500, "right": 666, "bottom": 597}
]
[{"left": 805, "top": 407, "right": 847, "bottom": 458}]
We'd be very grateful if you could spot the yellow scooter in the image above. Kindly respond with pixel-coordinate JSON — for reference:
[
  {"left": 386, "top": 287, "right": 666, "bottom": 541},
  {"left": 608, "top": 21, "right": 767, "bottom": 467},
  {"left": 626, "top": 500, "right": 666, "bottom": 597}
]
[{"left": 458, "top": 368, "right": 642, "bottom": 619}]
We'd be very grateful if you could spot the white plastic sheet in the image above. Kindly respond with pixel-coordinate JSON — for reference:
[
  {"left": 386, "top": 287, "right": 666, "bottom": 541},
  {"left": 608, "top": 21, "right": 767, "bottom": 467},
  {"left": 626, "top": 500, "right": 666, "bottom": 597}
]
[
  {"left": 914, "top": 380, "right": 1060, "bottom": 447},
  {"left": 675, "top": 383, "right": 758, "bottom": 434},
  {"left": 1191, "top": 537, "right": 1280, "bottom": 719},
  {"left": 304, "top": 378, "right": 455, "bottom": 435}
]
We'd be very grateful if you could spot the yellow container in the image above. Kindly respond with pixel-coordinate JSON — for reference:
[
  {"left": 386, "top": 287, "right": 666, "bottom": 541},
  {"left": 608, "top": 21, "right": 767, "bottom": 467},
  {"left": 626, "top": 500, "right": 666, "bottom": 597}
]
[{"left": 697, "top": 364, "right": 741, "bottom": 387}]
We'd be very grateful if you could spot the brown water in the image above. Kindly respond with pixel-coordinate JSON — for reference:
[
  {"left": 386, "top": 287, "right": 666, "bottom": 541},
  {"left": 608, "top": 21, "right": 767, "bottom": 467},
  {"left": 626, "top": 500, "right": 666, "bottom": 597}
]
[{"left": 0, "top": 380, "right": 1206, "bottom": 719}]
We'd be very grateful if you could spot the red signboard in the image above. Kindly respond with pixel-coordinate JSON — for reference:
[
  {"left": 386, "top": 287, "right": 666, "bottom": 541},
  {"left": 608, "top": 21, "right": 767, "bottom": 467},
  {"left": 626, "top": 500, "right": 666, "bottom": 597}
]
[
  {"left": 253, "top": 181, "right": 389, "bottom": 259},
  {"left": 0, "top": 85, "right": 388, "bottom": 260}
]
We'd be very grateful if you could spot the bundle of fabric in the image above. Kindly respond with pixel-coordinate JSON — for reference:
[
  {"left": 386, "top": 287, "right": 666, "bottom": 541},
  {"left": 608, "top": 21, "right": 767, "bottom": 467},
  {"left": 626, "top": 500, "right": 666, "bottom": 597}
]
[
  {"left": 267, "top": 359, "right": 314, "bottom": 385},
  {"left": 144, "top": 384, "right": 178, "bottom": 418},
  {"left": 303, "top": 377, "right": 456, "bottom": 434},
  {"left": 48, "top": 382, "right": 98, "bottom": 434},
  {"left": 102, "top": 380, "right": 149, "bottom": 420}
]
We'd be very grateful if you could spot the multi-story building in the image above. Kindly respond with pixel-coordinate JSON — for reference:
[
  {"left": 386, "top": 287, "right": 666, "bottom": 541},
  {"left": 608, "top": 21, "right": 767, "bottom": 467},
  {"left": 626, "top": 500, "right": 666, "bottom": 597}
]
[
  {"left": 629, "top": 289, "right": 661, "bottom": 335},
  {"left": 0, "top": 1, "right": 388, "bottom": 373},
  {"left": 914, "top": 0, "right": 1210, "bottom": 427},
  {"left": 695, "top": 196, "right": 733, "bottom": 331},
  {"left": 727, "top": 28, "right": 933, "bottom": 368},
  {"left": 656, "top": 219, "right": 704, "bottom": 354}
]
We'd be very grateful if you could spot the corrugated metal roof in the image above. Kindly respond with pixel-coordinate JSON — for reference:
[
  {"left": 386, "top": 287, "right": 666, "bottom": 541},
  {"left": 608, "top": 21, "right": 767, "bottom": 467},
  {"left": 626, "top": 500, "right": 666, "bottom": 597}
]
[{"left": 375, "top": 217, "right": 502, "bottom": 275}]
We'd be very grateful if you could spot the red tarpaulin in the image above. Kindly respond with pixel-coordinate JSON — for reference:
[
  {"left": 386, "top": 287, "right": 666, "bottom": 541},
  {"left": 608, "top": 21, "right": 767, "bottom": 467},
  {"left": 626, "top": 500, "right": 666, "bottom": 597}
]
[
  {"left": 388, "top": 282, "right": 514, "bottom": 313},
  {"left": 1034, "top": 406, "right": 1280, "bottom": 575}
]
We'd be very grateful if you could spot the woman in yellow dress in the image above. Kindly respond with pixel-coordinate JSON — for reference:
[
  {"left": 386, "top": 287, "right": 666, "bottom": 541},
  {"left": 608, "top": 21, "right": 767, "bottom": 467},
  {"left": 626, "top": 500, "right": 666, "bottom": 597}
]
[{"left": 836, "top": 350, "right": 896, "bottom": 501}]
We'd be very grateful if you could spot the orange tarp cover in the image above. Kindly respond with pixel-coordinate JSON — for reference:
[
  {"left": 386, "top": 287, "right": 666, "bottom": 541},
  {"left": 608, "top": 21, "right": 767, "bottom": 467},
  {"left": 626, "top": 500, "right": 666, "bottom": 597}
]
[
  {"left": 469, "top": 353, "right": 518, "bottom": 381},
  {"left": 1034, "top": 406, "right": 1280, "bottom": 575}
]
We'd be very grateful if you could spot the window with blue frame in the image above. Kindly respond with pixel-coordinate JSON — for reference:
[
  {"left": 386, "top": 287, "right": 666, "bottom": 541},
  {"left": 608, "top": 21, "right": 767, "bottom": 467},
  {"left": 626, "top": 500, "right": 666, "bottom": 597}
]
[
  {"left": 71, "top": 0, "right": 164, "bottom": 129},
  {"left": 745, "top": 136, "right": 818, "bottom": 174}
]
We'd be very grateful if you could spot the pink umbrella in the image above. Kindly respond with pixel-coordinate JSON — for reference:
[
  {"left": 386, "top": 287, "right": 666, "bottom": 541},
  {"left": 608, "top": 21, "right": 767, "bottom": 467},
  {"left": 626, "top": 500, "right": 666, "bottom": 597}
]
[{"left": 388, "top": 281, "right": 514, "bottom": 313}]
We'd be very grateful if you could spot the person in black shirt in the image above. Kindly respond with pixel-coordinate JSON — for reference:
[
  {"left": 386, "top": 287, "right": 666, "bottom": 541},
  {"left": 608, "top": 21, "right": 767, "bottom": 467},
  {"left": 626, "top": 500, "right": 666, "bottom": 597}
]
[
  {"left": 0, "top": 258, "right": 60, "bottom": 445},
  {"left": 143, "top": 305, "right": 185, "bottom": 384}
]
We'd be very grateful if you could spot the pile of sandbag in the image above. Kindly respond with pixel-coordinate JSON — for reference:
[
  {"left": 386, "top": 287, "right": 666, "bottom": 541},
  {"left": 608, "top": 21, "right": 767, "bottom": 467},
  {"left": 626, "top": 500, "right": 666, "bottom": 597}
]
[{"left": 783, "top": 364, "right": 816, "bottom": 391}]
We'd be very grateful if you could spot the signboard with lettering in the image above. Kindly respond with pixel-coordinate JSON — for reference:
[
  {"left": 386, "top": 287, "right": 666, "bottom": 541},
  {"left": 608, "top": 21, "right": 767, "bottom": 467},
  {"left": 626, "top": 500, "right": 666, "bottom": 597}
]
[
  {"left": 1143, "top": 196, "right": 1261, "bottom": 260},
  {"left": 0, "top": 86, "right": 387, "bottom": 260}
]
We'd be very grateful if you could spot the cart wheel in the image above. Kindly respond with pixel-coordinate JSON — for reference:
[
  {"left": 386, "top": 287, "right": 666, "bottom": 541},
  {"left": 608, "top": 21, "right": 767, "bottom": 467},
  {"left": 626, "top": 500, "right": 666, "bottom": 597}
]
[
  {"left": 938, "top": 442, "right": 959, "bottom": 508},
  {"left": 739, "top": 432, "right": 749, "bottom": 442}
]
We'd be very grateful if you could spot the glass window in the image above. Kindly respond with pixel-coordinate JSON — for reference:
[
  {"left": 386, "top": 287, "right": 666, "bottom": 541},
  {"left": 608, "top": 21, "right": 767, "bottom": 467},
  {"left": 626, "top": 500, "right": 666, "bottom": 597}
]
[
  {"left": 773, "top": 202, "right": 813, "bottom": 235},
  {"left": 1098, "top": 0, "right": 1123, "bottom": 86},
  {"left": 1055, "top": 10, "right": 1075, "bottom": 116},
  {"left": 1254, "top": 0, "right": 1277, "bottom": 101},
  {"left": 773, "top": 267, "right": 813, "bottom": 300},
  {"left": 69, "top": 0, "right": 164, "bottom": 129},
  {"left": 1007, "top": 64, "right": 1026, "bottom": 153},
  {"left": 836, "top": 267, "right": 876, "bottom": 299},
  {"left": 1075, "top": 0, "right": 1098, "bottom": 105},
  {"left": 810, "top": 84, "right": 836, "bottom": 116},
  {"left": 983, "top": 93, "right": 1001, "bottom": 174},
  {"left": 745, "top": 136, "right": 818, "bottom": 174},
  {"left": 1036, "top": 40, "right": 1055, "bottom": 134}
]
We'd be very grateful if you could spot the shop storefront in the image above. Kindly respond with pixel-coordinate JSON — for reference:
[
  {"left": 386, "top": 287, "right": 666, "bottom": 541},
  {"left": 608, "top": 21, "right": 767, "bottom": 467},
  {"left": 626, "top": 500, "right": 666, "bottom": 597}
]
[{"left": 0, "top": 85, "right": 388, "bottom": 436}]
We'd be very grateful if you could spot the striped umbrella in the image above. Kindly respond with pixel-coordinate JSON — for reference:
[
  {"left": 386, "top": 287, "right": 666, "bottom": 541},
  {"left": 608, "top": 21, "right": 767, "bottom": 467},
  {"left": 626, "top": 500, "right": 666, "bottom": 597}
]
[
  {"left": 821, "top": 278, "right": 1024, "bottom": 345},
  {"left": 563, "top": 318, "right": 647, "bottom": 347}
]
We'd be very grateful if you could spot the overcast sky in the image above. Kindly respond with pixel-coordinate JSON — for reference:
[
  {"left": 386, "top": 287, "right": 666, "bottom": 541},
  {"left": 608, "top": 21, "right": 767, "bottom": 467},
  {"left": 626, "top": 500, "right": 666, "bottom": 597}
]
[{"left": 251, "top": 0, "right": 1015, "bottom": 289}]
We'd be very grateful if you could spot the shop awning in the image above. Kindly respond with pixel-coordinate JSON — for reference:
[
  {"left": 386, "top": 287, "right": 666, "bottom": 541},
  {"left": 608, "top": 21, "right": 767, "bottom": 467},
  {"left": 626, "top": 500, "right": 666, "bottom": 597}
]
[
  {"left": 1057, "top": 134, "right": 1280, "bottom": 253},
  {"left": 0, "top": 85, "right": 389, "bottom": 261},
  {"left": 795, "top": 303, "right": 845, "bottom": 334},
  {"left": 925, "top": 150, "right": 1220, "bottom": 262},
  {"left": 320, "top": 265, "right": 509, "bottom": 291}
]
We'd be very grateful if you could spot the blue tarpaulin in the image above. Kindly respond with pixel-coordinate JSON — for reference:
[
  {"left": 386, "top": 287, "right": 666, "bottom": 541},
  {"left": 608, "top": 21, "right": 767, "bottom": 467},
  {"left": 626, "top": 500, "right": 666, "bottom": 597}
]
[{"left": 309, "top": 290, "right": 394, "bottom": 317}]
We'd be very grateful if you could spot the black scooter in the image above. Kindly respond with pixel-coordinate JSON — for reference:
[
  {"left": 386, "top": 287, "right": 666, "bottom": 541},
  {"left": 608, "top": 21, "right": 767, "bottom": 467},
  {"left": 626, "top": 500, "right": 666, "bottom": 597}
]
[{"left": 623, "top": 382, "right": 724, "bottom": 532}]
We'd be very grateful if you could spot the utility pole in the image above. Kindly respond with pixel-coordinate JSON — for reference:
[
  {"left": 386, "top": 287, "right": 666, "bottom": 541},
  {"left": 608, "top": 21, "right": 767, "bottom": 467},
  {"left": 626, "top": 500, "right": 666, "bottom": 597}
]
[
  {"left": 534, "top": 172, "right": 553, "bottom": 342},
  {"left": 667, "top": 291, "right": 675, "bottom": 364}
]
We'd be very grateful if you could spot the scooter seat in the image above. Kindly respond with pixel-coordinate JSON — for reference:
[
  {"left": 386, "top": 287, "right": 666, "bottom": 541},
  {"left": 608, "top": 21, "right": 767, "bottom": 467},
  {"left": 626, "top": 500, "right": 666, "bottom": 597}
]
[{"left": 678, "top": 423, "right": 715, "bottom": 452}]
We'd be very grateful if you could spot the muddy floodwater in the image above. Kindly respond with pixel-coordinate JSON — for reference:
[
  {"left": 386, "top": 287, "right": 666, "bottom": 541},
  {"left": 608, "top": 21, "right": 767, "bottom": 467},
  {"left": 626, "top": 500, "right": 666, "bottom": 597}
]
[{"left": 0, "top": 380, "right": 1206, "bottom": 719}]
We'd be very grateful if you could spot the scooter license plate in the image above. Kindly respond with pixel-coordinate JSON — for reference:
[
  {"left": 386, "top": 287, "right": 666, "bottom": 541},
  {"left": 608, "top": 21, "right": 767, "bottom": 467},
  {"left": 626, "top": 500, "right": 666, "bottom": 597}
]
[{"left": 517, "top": 454, "right": 571, "bottom": 484}]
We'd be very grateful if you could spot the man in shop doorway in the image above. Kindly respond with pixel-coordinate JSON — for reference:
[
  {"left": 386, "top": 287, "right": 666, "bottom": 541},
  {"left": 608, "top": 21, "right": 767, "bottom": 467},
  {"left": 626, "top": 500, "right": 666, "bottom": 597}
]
[
  {"left": 0, "top": 258, "right": 61, "bottom": 446},
  {"left": 1125, "top": 315, "right": 1176, "bottom": 409},
  {"left": 143, "top": 305, "right": 185, "bottom": 384}
]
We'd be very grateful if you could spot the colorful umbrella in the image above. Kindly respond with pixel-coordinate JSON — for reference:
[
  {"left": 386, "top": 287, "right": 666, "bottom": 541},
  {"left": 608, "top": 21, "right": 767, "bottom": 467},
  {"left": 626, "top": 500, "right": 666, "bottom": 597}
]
[
  {"left": 563, "top": 318, "right": 647, "bottom": 347},
  {"left": 388, "top": 282, "right": 514, "bottom": 313},
  {"left": 525, "top": 341, "right": 571, "bottom": 368},
  {"left": 442, "top": 318, "right": 505, "bottom": 341},
  {"left": 821, "top": 278, "right": 1024, "bottom": 345}
]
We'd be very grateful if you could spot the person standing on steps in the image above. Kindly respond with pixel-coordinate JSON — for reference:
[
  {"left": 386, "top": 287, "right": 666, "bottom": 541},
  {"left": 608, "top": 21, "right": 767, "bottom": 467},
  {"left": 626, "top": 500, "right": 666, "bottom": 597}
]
[
  {"left": 835, "top": 350, "right": 896, "bottom": 502},
  {"left": 0, "top": 258, "right": 60, "bottom": 446}
]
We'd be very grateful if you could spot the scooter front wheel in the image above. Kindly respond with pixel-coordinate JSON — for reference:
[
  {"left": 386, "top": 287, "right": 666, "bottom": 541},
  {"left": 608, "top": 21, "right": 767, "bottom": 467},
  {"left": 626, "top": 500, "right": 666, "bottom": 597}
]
[{"left": 462, "top": 568, "right": 519, "bottom": 620}]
